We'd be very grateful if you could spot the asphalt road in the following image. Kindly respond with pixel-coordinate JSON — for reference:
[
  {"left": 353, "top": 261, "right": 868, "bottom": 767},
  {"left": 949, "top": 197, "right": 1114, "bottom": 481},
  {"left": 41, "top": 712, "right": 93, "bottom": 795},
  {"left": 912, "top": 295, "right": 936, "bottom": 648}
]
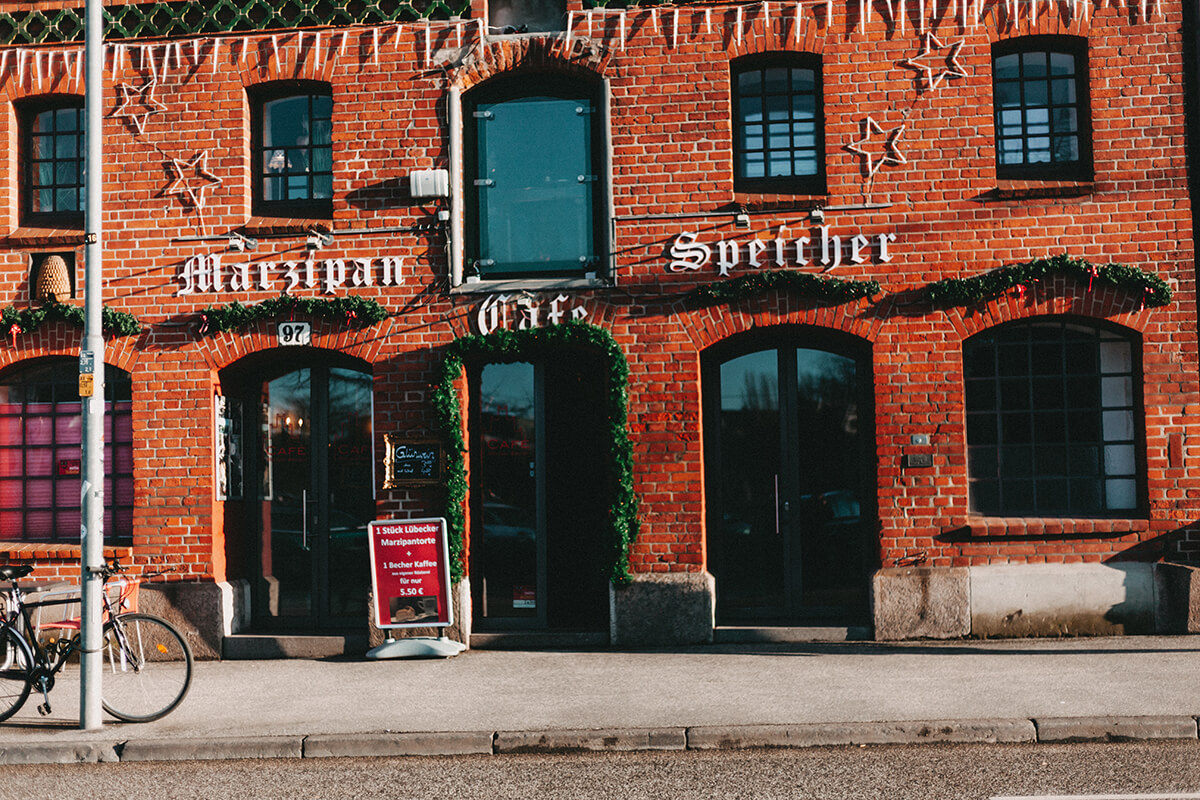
[{"left": 4, "top": 741, "right": 1200, "bottom": 800}]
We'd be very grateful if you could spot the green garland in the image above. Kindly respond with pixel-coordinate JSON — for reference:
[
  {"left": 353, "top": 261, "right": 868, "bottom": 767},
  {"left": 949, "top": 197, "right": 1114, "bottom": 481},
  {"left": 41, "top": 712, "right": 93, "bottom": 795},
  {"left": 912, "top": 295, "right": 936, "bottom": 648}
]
[
  {"left": 926, "top": 254, "right": 1172, "bottom": 309},
  {"left": 686, "top": 270, "right": 882, "bottom": 307},
  {"left": 1, "top": 301, "right": 142, "bottom": 337},
  {"left": 432, "top": 322, "right": 639, "bottom": 585},
  {"left": 198, "top": 295, "right": 391, "bottom": 336}
]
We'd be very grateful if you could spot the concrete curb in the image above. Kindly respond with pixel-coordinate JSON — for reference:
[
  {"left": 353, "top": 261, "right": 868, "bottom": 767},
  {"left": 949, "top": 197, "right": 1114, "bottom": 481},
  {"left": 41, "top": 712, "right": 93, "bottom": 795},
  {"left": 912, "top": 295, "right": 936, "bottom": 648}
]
[
  {"left": 686, "top": 719, "right": 1037, "bottom": 749},
  {"left": 1034, "top": 716, "right": 1200, "bottom": 743},
  {"left": 119, "top": 735, "right": 304, "bottom": 762},
  {"left": 2, "top": 717, "right": 1199, "bottom": 765},
  {"left": 304, "top": 731, "right": 495, "bottom": 758}
]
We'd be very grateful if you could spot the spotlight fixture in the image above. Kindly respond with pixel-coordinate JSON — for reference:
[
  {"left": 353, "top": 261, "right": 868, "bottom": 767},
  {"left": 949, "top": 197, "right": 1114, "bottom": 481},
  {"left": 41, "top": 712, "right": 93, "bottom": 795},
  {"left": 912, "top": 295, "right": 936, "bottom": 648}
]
[
  {"left": 306, "top": 229, "right": 334, "bottom": 250},
  {"left": 227, "top": 232, "right": 258, "bottom": 252}
]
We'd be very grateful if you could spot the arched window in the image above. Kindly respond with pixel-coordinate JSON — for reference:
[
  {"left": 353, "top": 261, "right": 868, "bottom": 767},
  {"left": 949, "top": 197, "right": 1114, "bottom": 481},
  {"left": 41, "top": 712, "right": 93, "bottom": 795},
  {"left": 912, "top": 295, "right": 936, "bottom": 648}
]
[
  {"left": 731, "top": 53, "right": 825, "bottom": 194},
  {"left": 464, "top": 73, "right": 606, "bottom": 280},
  {"left": 992, "top": 36, "right": 1092, "bottom": 180},
  {"left": 0, "top": 360, "right": 133, "bottom": 543},
  {"left": 964, "top": 319, "right": 1140, "bottom": 517}
]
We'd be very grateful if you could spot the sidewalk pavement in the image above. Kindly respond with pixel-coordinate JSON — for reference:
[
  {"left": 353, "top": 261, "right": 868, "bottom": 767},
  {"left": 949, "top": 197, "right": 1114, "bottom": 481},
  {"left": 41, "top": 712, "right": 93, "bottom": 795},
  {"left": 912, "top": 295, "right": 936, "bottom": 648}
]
[{"left": 3, "top": 635, "right": 1200, "bottom": 765}]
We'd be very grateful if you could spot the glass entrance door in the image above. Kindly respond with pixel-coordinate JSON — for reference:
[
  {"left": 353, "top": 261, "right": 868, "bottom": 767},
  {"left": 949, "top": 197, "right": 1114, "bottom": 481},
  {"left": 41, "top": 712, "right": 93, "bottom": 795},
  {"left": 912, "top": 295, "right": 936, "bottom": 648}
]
[
  {"left": 471, "top": 357, "right": 609, "bottom": 631},
  {"left": 256, "top": 365, "right": 373, "bottom": 630},
  {"left": 706, "top": 340, "right": 872, "bottom": 622}
]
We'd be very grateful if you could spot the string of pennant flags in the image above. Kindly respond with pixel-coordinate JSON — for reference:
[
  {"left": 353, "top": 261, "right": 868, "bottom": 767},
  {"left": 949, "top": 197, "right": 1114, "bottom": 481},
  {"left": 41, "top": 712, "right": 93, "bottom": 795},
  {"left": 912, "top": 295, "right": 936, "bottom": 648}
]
[{"left": 0, "top": 0, "right": 1164, "bottom": 90}]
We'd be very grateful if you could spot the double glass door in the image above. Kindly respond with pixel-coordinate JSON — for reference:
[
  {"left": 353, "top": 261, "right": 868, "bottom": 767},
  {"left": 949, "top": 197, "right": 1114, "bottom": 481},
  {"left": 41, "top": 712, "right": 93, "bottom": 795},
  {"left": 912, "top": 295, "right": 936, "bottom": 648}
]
[
  {"left": 705, "top": 338, "right": 873, "bottom": 622},
  {"left": 254, "top": 365, "right": 374, "bottom": 630}
]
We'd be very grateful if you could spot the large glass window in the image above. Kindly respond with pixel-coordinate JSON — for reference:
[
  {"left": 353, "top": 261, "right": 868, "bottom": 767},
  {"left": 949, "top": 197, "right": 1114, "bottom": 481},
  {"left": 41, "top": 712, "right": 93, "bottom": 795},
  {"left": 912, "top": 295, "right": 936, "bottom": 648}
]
[
  {"left": 22, "top": 98, "right": 85, "bottom": 224},
  {"left": 252, "top": 84, "right": 333, "bottom": 215},
  {"left": 465, "top": 74, "right": 605, "bottom": 280},
  {"left": 993, "top": 37, "right": 1091, "bottom": 180},
  {"left": 732, "top": 53, "right": 825, "bottom": 194},
  {"left": 0, "top": 360, "right": 133, "bottom": 543},
  {"left": 964, "top": 320, "right": 1140, "bottom": 517}
]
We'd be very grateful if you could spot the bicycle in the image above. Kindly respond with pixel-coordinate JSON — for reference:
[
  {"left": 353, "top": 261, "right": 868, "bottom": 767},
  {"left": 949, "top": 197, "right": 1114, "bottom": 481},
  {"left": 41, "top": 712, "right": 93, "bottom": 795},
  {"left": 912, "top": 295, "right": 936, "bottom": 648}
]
[{"left": 0, "top": 558, "right": 193, "bottom": 723}]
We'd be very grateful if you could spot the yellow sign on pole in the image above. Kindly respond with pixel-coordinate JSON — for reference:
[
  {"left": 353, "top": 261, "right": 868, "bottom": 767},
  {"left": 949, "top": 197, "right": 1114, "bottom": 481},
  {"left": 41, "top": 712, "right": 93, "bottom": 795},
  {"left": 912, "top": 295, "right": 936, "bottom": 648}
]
[{"left": 78, "top": 374, "right": 94, "bottom": 397}]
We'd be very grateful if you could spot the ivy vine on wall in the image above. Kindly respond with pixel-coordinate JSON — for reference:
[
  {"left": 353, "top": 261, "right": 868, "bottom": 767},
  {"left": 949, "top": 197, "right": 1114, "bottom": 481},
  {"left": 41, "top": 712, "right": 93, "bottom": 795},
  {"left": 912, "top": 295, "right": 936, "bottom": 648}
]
[
  {"left": 925, "top": 254, "right": 1172, "bottom": 309},
  {"left": 685, "top": 270, "right": 882, "bottom": 307},
  {"left": 2, "top": 301, "right": 142, "bottom": 338},
  {"left": 197, "top": 295, "right": 391, "bottom": 335},
  {"left": 431, "top": 322, "right": 639, "bottom": 585}
]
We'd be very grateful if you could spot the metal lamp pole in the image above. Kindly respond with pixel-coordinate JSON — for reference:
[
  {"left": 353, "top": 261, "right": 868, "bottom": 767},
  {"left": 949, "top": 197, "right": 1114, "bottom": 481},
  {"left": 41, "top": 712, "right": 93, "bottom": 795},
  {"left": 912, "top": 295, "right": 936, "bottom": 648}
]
[{"left": 80, "top": 0, "right": 106, "bottom": 730}]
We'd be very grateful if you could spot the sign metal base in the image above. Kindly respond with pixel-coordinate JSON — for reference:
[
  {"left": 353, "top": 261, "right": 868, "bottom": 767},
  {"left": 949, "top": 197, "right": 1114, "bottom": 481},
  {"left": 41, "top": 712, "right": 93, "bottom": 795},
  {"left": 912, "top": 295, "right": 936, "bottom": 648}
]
[{"left": 366, "top": 636, "right": 466, "bottom": 660}]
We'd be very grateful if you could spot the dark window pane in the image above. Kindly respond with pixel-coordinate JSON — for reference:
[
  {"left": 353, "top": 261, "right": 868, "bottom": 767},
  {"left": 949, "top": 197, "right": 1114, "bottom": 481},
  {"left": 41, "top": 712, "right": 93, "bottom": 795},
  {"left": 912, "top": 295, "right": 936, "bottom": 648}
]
[{"left": 964, "top": 319, "right": 1140, "bottom": 517}]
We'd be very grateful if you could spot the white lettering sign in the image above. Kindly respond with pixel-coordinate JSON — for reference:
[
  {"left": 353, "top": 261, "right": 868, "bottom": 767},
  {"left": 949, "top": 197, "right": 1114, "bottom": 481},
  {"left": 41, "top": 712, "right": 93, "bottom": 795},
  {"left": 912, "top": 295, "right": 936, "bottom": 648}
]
[
  {"left": 177, "top": 256, "right": 406, "bottom": 297},
  {"left": 476, "top": 294, "right": 588, "bottom": 336},
  {"left": 667, "top": 227, "right": 897, "bottom": 276}
]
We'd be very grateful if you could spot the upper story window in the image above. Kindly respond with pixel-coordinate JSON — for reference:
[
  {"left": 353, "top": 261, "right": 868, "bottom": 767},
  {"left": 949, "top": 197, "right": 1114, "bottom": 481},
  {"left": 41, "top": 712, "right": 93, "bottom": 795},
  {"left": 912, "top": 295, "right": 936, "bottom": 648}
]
[
  {"left": 489, "top": 0, "right": 566, "bottom": 32},
  {"left": 465, "top": 73, "right": 606, "bottom": 281},
  {"left": 0, "top": 359, "right": 133, "bottom": 544},
  {"left": 251, "top": 83, "right": 333, "bottom": 217},
  {"left": 993, "top": 36, "right": 1092, "bottom": 181},
  {"left": 731, "top": 53, "right": 825, "bottom": 194},
  {"left": 20, "top": 97, "right": 85, "bottom": 226},
  {"left": 964, "top": 319, "right": 1141, "bottom": 518}
]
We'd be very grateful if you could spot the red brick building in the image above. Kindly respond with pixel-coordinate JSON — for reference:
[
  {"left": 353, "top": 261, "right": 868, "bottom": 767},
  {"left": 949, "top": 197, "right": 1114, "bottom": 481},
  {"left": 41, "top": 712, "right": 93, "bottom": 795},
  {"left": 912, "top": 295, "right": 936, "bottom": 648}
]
[{"left": 0, "top": 0, "right": 1196, "bottom": 654}]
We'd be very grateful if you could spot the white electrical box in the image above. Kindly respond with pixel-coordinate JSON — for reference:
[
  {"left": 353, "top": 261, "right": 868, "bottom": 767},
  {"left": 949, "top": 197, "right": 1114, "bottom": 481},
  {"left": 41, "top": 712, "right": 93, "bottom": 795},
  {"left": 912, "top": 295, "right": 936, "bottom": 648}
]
[{"left": 410, "top": 169, "right": 450, "bottom": 198}]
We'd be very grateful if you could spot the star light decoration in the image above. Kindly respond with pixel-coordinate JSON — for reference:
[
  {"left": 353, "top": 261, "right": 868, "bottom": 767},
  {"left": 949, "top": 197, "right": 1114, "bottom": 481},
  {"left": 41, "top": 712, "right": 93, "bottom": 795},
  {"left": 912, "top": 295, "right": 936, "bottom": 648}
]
[
  {"left": 846, "top": 117, "right": 907, "bottom": 181},
  {"left": 112, "top": 79, "right": 167, "bottom": 135},
  {"left": 902, "top": 33, "right": 969, "bottom": 92},
  {"left": 165, "top": 151, "right": 222, "bottom": 233}
]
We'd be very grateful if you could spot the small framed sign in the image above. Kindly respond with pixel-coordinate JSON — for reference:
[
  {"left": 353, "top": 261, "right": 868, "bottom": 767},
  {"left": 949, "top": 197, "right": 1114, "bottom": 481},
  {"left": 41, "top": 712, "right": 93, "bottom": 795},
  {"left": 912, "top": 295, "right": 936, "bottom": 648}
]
[
  {"left": 277, "top": 321, "right": 312, "bottom": 347},
  {"left": 383, "top": 435, "right": 444, "bottom": 488}
]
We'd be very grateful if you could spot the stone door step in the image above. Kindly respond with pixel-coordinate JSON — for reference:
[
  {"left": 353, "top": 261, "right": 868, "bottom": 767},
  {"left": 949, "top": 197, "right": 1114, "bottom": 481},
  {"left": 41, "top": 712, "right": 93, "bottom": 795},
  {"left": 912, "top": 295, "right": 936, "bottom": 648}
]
[
  {"left": 713, "top": 626, "right": 872, "bottom": 643},
  {"left": 222, "top": 633, "right": 369, "bottom": 660}
]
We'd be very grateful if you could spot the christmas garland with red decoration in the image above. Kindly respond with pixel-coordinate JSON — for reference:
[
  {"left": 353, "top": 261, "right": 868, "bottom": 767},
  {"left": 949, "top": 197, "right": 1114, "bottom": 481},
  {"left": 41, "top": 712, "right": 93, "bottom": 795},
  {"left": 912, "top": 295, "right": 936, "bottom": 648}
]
[{"left": 196, "top": 295, "right": 391, "bottom": 335}]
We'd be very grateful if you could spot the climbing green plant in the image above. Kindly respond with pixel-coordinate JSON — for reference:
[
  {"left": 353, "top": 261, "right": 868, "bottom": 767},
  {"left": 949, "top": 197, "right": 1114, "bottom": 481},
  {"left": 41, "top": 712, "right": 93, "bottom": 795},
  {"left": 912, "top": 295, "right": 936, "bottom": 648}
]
[
  {"left": 925, "top": 254, "right": 1172, "bottom": 309},
  {"left": 432, "top": 322, "right": 638, "bottom": 584}
]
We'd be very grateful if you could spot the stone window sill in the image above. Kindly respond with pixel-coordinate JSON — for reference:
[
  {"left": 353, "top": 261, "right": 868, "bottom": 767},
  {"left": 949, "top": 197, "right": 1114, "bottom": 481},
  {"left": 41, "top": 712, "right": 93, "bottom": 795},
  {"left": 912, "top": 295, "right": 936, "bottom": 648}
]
[
  {"left": 0, "top": 543, "right": 133, "bottom": 559},
  {"left": 952, "top": 517, "right": 1150, "bottom": 538}
]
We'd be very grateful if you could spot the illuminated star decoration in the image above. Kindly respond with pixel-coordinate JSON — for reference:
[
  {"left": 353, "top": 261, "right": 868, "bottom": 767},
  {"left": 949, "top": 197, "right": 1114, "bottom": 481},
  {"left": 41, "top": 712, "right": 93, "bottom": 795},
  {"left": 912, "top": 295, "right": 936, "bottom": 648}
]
[
  {"left": 902, "top": 33, "right": 969, "bottom": 92},
  {"left": 112, "top": 79, "right": 167, "bottom": 135},
  {"left": 165, "top": 151, "right": 222, "bottom": 233},
  {"left": 846, "top": 116, "right": 907, "bottom": 181}
]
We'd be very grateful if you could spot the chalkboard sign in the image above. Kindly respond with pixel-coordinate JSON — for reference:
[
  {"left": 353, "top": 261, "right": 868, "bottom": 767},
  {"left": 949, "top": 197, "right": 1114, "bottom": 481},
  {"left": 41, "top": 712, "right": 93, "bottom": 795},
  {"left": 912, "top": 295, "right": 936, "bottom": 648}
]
[{"left": 383, "top": 435, "right": 444, "bottom": 488}]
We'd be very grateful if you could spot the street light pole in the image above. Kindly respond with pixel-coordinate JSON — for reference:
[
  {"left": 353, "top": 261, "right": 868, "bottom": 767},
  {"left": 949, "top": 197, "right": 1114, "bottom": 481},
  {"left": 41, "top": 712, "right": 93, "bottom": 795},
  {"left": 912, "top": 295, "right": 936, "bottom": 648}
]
[{"left": 80, "top": 0, "right": 106, "bottom": 731}]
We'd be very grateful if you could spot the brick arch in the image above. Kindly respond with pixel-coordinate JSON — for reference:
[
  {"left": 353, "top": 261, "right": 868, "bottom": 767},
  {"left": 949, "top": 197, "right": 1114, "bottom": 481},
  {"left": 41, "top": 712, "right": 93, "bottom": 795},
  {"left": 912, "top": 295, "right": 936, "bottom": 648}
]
[
  {"left": 0, "top": 326, "right": 141, "bottom": 375},
  {"left": 677, "top": 293, "right": 885, "bottom": 352},
  {"left": 234, "top": 34, "right": 339, "bottom": 86},
  {"left": 0, "top": 62, "right": 84, "bottom": 103},
  {"left": 983, "top": 8, "right": 1091, "bottom": 41},
  {"left": 723, "top": 10, "right": 828, "bottom": 58},
  {"left": 193, "top": 316, "right": 393, "bottom": 374},
  {"left": 449, "top": 35, "right": 612, "bottom": 91},
  {"left": 942, "top": 277, "right": 1158, "bottom": 342}
]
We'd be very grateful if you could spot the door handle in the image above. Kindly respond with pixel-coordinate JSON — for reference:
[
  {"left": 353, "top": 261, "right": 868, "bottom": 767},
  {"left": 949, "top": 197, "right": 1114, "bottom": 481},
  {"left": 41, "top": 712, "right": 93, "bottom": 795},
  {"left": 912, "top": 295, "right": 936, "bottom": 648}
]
[{"left": 302, "top": 489, "right": 310, "bottom": 551}]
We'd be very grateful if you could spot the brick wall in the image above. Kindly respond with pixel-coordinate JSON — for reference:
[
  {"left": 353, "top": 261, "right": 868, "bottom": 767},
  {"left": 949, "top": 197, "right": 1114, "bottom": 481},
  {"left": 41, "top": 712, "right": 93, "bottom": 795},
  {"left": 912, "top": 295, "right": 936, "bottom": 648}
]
[{"left": 0, "top": 0, "right": 1193, "bottom": 597}]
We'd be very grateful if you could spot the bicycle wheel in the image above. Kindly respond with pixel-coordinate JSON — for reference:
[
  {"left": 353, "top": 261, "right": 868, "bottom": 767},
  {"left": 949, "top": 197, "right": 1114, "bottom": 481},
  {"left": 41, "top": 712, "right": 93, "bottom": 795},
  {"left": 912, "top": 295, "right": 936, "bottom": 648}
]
[
  {"left": 0, "top": 626, "right": 32, "bottom": 723},
  {"left": 100, "top": 613, "right": 193, "bottom": 723}
]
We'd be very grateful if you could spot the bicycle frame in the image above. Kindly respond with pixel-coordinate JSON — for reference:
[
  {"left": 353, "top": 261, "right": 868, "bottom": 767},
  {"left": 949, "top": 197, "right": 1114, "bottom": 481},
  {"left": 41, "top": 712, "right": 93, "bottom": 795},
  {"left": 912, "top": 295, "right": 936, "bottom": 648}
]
[{"left": 0, "top": 573, "right": 128, "bottom": 714}]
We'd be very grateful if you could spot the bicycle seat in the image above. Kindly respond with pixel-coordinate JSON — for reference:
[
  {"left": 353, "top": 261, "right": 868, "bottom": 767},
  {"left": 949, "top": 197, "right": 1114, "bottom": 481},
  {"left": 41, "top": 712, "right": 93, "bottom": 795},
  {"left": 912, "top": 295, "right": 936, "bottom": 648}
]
[{"left": 0, "top": 565, "right": 33, "bottom": 580}]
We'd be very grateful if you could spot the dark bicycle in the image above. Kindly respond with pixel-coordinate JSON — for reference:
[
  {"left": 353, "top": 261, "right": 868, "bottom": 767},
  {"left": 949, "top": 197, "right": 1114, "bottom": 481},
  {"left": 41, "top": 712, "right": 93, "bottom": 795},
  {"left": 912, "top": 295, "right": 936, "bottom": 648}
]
[{"left": 0, "top": 559, "right": 193, "bottom": 723}]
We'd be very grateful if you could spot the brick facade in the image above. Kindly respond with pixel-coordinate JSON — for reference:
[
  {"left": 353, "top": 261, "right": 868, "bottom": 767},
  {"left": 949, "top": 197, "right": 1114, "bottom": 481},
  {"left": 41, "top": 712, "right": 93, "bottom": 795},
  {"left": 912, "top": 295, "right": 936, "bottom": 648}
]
[{"left": 0, "top": 0, "right": 1195, "bottom": 643}]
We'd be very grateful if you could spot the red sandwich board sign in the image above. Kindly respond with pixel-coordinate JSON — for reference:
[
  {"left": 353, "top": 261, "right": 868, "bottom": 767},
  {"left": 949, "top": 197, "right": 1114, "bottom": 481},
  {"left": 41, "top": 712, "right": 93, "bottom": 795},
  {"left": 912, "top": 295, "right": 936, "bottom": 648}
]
[{"left": 367, "top": 517, "right": 453, "bottom": 630}]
